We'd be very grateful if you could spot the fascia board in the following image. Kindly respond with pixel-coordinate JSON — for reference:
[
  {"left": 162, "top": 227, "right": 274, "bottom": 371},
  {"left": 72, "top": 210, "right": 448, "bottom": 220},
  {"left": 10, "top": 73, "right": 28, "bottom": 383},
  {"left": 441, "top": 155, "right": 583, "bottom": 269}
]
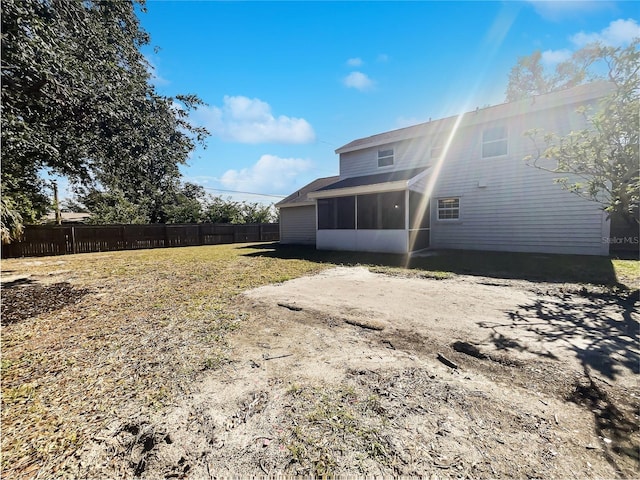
[{"left": 276, "top": 201, "right": 315, "bottom": 208}]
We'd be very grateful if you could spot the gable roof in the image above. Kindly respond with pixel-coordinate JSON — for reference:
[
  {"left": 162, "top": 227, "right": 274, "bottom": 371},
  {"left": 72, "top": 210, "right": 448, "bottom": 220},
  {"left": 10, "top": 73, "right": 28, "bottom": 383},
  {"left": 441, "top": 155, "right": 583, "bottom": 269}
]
[
  {"left": 276, "top": 175, "right": 340, "bottom": 208},
  {"left": 335, "top": 81, "right": 613, "bottom": 154}
]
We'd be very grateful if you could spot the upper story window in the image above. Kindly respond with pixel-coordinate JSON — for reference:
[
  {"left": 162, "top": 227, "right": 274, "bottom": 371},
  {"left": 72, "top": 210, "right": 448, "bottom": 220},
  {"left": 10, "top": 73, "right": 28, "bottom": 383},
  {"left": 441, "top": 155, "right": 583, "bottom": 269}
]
[
  {"left": 377, "top": 149, "right": 394, "bottom": 167},
  {"left": 482, "top": 126, "right": 507, "bottom": 158},
  {"left": 437, "top": 198, "right": 460, "bottom": 220}
]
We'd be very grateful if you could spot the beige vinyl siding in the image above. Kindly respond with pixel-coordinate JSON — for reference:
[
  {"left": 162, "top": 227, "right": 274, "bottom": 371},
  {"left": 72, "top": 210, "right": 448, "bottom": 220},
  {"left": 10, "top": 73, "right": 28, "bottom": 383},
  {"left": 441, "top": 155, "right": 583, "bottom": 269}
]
[{"left": 279, "top": 205, "right": 316, "bottom": 245}]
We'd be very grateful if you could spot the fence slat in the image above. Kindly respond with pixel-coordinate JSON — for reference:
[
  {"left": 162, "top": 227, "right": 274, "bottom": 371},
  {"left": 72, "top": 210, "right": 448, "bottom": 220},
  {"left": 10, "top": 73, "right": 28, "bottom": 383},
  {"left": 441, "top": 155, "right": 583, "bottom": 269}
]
[{"left": 2, "top": 223, "right": 279, "bottom": 258}]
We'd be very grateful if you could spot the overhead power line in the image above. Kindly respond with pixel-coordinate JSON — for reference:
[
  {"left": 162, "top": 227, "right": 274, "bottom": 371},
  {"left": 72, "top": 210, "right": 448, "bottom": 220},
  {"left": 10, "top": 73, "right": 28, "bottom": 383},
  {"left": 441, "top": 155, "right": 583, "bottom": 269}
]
[{"left": 200, "top": 186, "right": 286, "bottom": 199}]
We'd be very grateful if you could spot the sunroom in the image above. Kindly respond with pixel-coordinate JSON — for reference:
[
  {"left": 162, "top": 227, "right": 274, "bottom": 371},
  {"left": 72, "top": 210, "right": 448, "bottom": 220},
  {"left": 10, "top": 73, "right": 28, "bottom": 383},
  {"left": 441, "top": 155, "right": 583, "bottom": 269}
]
[{"left": 308, "top": 167, "right": 432, "bottom": 254}]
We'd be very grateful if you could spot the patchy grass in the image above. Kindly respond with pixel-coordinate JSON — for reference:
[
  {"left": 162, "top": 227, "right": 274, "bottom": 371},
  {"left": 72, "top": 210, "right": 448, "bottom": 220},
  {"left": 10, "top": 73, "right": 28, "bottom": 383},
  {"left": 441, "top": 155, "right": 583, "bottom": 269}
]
[
  {"left": 611, "top": 258, "right": 640, "bottom": 288},
  {"left": 245, "top": 243, "right": 635, "bottom": 287},
  {"left": 1, "top": 243, "right": 326, "bottom": 479},
  {"left": 368, "top": 265, "right": 452, "bottom": 280},
  {"left": 283, "top": 383, "right": 394, "bottom": 477},
  {"left": 1, "top": 242, "right": 636, "bottom": 478}
]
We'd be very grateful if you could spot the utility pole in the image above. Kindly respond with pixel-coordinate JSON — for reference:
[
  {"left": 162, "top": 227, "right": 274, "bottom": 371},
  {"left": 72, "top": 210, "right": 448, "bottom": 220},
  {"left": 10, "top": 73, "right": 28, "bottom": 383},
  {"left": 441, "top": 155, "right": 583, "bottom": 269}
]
[{"left": 52, "top": 181, "right": 62, "bottom": 225}]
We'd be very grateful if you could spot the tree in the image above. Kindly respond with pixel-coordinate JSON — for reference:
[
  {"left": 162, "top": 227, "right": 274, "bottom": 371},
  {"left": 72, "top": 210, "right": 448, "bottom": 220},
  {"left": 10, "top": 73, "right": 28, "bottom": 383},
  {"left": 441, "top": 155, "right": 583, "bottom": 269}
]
[
  {"left": 505, "top": 46, "right": 598, "bottom": 102},
  {"left": 60, "top": 198, "right": 89, "bottom": 214},
  {"left": 73, "top": 187, "right": 279, "bottom": 225},
  {"left": 240, "top": 202, "right": 277, "bottom": 224},
  {"left": 82, "top": 189, "right": 148, "bottom": 225},
  {"left": 1, "top": 196, "right": 23, "bottom": 244},
  {"left": 163, "top": 183, "right": 206, "bottom": 224},
  {"left": 202, "top": 196, "right": 244, "bottom": 224},
  {"left": 1, "top": 0, "right": 207, "bottom": 232},
  {"left": 508, "top": 40, "right": 639, "bottom": 222}
]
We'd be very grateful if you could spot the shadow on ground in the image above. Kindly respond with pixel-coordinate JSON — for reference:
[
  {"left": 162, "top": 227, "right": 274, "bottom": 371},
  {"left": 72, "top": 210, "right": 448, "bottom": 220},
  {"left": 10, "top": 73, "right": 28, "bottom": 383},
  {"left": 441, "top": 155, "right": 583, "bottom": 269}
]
[
  {"left": 477, "top": 285, "right": 640, "bottom": 473},
  {"left": 569, "top": 365, "right": 639, "bottom": 473},
  {"left": 241, "top": 243, "right": 621, "bottom": 286},
  {"left": 1, "top": 281, "right": 91, "bottom": 325},
  {"left": 479, "top": 289, "right": 638, "bottom": 380}
]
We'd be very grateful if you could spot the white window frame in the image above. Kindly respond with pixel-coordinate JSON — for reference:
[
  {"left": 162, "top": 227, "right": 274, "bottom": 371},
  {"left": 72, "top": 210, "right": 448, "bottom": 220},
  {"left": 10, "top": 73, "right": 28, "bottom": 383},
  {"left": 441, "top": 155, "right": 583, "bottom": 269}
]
[
  {"left": 481, "top": 125, "right": 508, "bottom": 159},
  {"left": 377, "top": 148, "right": 394, "bottom": 167},
  {"left": 437, "top": 197, "right": 460, "bottom": 221}
]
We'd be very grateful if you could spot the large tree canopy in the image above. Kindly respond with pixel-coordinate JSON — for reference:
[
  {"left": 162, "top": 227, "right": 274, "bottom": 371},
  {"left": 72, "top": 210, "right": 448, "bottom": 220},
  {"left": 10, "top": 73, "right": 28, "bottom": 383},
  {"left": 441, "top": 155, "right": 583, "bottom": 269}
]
[
  {"left": 1, "top": 0, "right": 207, "bottom": 240},
  {"left": 507, "top": 40, "right": 639, "bottom": 222}
]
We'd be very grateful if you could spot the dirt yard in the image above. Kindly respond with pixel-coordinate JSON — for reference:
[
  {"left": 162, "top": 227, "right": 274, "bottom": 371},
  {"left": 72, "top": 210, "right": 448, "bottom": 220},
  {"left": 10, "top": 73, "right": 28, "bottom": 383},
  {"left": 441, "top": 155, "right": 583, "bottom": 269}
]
[
  {"left": 79, "top": 266, "right": 638, "bottom": 478},
  {"left": 1, "top": 246, "right": 638, "bottom": 479}
]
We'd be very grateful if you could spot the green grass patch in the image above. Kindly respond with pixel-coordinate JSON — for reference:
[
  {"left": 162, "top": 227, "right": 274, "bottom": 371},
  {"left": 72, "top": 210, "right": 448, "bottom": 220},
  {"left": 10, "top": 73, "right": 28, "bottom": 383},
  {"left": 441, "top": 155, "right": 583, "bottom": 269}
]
[{"left": 611, "top": 259, "right": 640, "bottom": 288}]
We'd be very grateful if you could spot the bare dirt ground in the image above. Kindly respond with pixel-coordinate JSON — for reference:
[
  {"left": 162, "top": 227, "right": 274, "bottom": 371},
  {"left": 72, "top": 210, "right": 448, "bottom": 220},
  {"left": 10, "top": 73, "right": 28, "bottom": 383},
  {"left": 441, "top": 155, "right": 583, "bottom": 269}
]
[{"left": 76, "top": 266, "right": 639, "bottom": 479}]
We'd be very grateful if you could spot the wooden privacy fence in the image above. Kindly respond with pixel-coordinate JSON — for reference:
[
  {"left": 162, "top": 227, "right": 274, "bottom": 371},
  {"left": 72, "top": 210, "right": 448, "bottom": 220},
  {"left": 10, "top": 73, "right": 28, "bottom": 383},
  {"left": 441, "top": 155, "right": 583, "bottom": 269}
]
[{"left": 2, "top": 223, "right": 279, "bottom": 258}]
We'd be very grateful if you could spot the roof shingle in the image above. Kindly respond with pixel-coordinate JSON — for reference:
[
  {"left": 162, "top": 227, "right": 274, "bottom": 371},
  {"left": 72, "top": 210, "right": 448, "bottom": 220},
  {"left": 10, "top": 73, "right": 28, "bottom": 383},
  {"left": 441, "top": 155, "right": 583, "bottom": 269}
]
[
  {"left": 276, "top": 175, "right": 340, "bottom": 207},
  {"left": 317, "top": 167, "right": 428, "bottom": 192}
]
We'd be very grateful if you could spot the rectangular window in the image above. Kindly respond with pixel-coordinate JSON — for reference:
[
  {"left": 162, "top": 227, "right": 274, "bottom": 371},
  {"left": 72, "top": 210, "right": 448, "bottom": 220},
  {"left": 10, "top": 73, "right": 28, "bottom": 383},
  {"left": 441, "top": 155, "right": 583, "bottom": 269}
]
[
  {"left": 357, "top": 191, "right": 405, "bottom": 229},
  {"left": 317, "top": 196, "right": 355, "bottom": 229},
  {"left": 437, "top": 198, "right": 460, "bottom": 220},
  {"left": 482, "top": 126, "right": 507, "bottom": 158},
  {"left": 377, "top": 149, "right": 394, "bottom": 167}
]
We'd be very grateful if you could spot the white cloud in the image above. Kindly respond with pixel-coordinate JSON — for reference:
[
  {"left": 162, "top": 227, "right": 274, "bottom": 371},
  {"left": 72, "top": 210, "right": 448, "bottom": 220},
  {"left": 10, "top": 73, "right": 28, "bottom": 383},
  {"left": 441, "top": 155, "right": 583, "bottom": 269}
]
[
  {"left": 144, "top": 55, "right": 170, "bottom": 86},
  {"left": 541, "top": 48, "right": 572, "bottom": 65},
  {"left": 346, "top": 57, "right": 364, "bottom": 67},
  {"left": 526, "top": 1, "right": 615, "bottom": 21},
  {"left": 536, "top": 19, "right": 639, "bottom": 68},
  {"left": 196, "top": 96, "right": 315, "bottom": 144},
  {"left": 219, "top": 154, "right": 314, "bottom": 194},
  {"left": 343, "top": 71, "right": 375, "bottom": 91},
  {"left": 571, "top": 18, "right": 640, "bottom": 47}
]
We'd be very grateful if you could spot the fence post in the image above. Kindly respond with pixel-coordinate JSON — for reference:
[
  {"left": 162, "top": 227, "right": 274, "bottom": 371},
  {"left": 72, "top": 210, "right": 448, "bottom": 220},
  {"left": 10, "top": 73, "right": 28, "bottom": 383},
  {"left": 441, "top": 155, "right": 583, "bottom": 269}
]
[
  {"left": 259, "top": 224, "right": 263, "bottom": 241},
  {"left": 71, "top": 226, "right": 77, "bottom": 254}
]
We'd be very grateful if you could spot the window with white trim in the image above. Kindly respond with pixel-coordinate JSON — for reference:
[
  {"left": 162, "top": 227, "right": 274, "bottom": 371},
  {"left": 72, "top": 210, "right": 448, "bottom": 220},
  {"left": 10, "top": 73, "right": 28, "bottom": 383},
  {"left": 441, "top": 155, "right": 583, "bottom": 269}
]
[
  {"left": 437, "top": 198, "right": 460, "bottom": 220},
  {"left": 377, "top": 148, "right": 394, "bottom": 167},
  {"left": 482, "top": 125, "right": 507, "bottom": 158}
]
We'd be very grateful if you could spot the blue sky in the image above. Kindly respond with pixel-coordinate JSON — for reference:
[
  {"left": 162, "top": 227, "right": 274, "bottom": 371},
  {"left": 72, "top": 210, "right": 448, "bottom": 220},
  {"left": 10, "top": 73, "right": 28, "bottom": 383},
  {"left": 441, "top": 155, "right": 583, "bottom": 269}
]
[{"left": 126, "top": 1, "right": 638, "bottom": 204}]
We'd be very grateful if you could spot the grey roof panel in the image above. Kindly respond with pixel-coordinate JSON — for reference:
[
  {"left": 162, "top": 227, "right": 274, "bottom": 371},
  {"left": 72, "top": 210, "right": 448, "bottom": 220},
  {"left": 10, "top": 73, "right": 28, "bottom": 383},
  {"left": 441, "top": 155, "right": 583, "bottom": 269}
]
[
  {"left": 276, "top": 175, "right": 340, "bottom": 207},
  {"left": 318, "top": 167, "right": 428, "bottom": 192}
]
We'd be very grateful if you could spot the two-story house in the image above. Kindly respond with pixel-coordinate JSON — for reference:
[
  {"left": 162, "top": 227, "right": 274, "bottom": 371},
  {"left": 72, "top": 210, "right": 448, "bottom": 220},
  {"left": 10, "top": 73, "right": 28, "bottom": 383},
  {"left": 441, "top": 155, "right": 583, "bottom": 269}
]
[{"left": 276, "top": 82, "right": 613, "bottom": 256}]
